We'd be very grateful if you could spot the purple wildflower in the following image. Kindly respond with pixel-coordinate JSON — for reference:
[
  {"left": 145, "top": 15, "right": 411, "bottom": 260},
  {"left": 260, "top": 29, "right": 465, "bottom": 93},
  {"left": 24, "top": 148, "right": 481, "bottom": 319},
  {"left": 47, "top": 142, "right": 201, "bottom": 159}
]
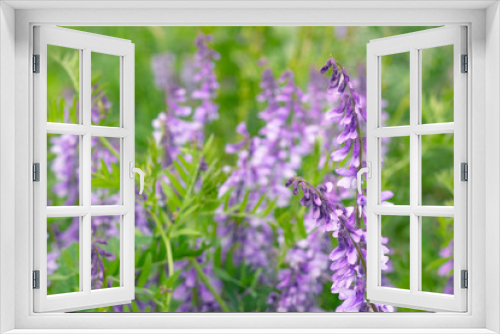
[
  {"left": 269, "top": 211, "right": 331, "bottom": 312},
  {"left": 49, "top": 134, "right": 79, "bottom": 205},
  {"left": 191, "top": 34, "right": 220, "bottom": 125},
  {"left": 151, "top": 34, "right": 219, "bottom": 167}
]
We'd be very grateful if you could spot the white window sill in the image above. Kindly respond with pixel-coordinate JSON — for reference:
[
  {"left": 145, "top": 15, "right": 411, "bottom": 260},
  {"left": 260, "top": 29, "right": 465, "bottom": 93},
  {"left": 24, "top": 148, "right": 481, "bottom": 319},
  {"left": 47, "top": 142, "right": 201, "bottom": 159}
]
[{"left": 4, "top": 329, "right": 498, "bottom": 334}]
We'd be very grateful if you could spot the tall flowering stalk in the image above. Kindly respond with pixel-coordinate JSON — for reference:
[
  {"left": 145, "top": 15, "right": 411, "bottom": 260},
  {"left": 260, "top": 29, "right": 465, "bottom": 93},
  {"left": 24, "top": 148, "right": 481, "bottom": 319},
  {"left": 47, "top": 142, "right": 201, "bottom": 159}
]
[
  {"left": 192, "top": 34, "right": 220, "bottom": 126},
  {"left": 150, "top": 34, "right": 225, "bottom": 312},
  {"left": 285, "top": 58, "right": 395, "bottom": 312},
  {"left": 268, "top": 212, "right": 331, "bottom": 312},
  {"left": 218, "top": 67, "right": 324, "bottom": 278}
]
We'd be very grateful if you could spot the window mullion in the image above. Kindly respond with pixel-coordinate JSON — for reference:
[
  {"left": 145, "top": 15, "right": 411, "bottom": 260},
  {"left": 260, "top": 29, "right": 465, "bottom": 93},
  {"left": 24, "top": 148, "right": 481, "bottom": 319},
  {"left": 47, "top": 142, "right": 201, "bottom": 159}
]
[
  {"left": 409, "top": 47, "right": 420, "bottom": 294},
  {"left": 78, "top": 48, "right": 84, "bottom": 293},
  {"left": 82, "top": 47, "right": 92, "bottom": 294}
]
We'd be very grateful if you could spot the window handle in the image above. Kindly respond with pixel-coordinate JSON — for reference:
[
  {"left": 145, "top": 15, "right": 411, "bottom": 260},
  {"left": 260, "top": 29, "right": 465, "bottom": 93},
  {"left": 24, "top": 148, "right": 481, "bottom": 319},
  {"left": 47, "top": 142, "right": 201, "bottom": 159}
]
[
  {"left": 129, "top": 162, "right": 145, "bottom": 195},
  {"left": 357, "top": 163, "right": 371, "bottom": 218},
  {"left": 356, "top": 162, "right": 371, "bottom": 195}
]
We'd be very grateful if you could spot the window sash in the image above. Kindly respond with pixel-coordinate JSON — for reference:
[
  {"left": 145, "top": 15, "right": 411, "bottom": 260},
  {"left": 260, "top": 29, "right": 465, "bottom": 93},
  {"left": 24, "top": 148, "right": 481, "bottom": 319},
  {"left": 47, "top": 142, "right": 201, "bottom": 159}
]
[
  {"left": 366, "top": 26, "right": 468, "bottom": 312},
  {"left": 33, "top": 25, "right": 135, "bottom": 313}
]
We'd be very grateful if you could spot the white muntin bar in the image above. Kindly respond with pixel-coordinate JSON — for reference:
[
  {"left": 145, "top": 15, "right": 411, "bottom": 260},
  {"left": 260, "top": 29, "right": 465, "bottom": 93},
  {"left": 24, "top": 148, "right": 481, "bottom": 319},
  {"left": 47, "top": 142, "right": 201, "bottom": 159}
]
[{"left": 409, "top": 46, "right": 419, "bottom": 295}]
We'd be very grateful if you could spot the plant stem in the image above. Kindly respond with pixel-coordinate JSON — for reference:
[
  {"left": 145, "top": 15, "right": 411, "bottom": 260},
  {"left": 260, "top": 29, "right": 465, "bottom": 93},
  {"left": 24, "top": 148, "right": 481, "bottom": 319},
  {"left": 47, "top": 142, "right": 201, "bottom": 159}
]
[
  {"left": 147, "top": 208, "right": 175, "bottom": 311},
  {"left": 98, "top": 137, "right": 120, "bottom": 159},
  {"left": 353, "top": 103, "right": 378, "bottom": 313},
  {"left": 189, "top": 258, "right": 230, "bottom": 312}
]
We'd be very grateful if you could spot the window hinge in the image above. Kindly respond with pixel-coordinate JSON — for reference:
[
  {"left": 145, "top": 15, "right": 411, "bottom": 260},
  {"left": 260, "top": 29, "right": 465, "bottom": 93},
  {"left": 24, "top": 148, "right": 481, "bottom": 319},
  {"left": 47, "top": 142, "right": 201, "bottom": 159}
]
[
  {"left": 33, "top": 270, "right": 40, "bottom": 289},
  {"left": 461, "top": 54, "right": 468, "bottom": 73},
  {"left": 33, "top": 54, "right": 40, "bottom": 73},
  {"left": 33, "top": 163, "right": 40, "bottom": 182},
  {"left": 461, "top": 270, "right": 468, "bottom": 289},
  {"left": 461, "top": 162, "right": 468, "bottom": 181}
]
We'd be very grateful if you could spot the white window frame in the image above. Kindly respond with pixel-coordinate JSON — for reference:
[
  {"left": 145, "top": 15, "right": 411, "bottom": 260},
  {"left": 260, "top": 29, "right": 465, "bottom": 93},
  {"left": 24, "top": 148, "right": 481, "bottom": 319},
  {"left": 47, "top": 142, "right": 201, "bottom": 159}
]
[
  {"left": 366, "top": 26, "right": 467, "bottom": 312},
  {"left": 33, "top": 26, "right": 136, "bottom": 312},
  {"left": 0, "top": 2, "right": 499, "bottom": 333}
]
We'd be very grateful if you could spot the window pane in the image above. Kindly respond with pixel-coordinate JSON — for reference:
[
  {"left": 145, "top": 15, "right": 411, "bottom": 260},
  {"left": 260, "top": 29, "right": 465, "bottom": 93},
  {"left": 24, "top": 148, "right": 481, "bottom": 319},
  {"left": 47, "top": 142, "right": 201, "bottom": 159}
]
[
  {"left": 381, "top": 215, "right": 410, "bottom": 290},
  {"left": 91, "top": 137, "right": 121, "bottom": 205},
  {"left": 91, "top": 216, "right": 121, "bottom": 290},
  {"left": 381, "top": 52, "right": 410, "bottom": 127},
  {"left": 421, "top": 217, "right": 454, "bottom": 295},
  {"left": 421, "top": 45, "right": 454, "bottom": 124},
  {"left": 380, "top": 136, "right": 410, "bottom": 205},
  {"left": 47, "top": 45, "right": 80, "bottom": 124},
  {"left": 91, "top": 52, "right": 121, "bottom": 127},
  {"left": 47, "top": 133, "right": 80, "bottom": 206},
  {"left": 421, "top": 134, "right": 454, "bottom": 206},
  {"left": 47, "top": 217, "right": 80, "bottom": 295}
]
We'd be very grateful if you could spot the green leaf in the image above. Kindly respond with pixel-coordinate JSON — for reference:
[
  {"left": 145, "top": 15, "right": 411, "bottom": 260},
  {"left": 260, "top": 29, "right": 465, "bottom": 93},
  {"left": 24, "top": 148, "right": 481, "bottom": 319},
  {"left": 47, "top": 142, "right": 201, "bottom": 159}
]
[
  {"left": 176, "top": 205, "right": 199, "bottom": 226},
  {"left": 262, "top": 199, "right": 277, "bottom": 217},
  {"left": 137, "top": 253, "right": 152, "bottom": 287},
  {"left": 214, "top": 245, "right": 222, "bottom": 269},
  {"left": 225, "top": 245, "right": 236, "bottom": 275},
  {"left": 296, "top": 208, "right": 308, "bottom": 240},
  {"left": 173, "top": 160, "right": 189, "bottom": 184},
  {"left": 136, "top": 248, "right": 151, "bottom": 268},
  {"left": 277, "top": 212, "right": 295, "bottom": 247},
  {"left": 223, "top": 187, "right": 234, "bottom": 210},
  {"left": 170, "top": 228, "right": 201, "bottom": 238},
  {"left": 425, "top": 257, "right": 451, "bottom": 272},
  {"left": 239, "top": 190, "right": 251, "bottom": 214},
  {"left": 202, "top": 134, "right": 216, "bottom": 157},
  {"left": 250, "top": 268, "right": 263, "bottom": 292},
  {"left": 178, "top": 154, "right": 195, "bottom": 174},
  {"left": 173, "top": 242, "right": 211, "bottom": 260},
  {"left": 165, "top": 169, "right": 187, "bottom": 198},
  {"left": 166, "top": 269, "right": 182, "bottom": 289},
  {"left": 213, "top": 267, "right": 245, "bottom": 288},
  {"left": 251, "top": 194, "right": 266, "bottom": 214},
  {"left": 162, "top": 180, "right": 181, "bottom": 212},
  {"left": 178, "top": 196, "right": 197, "bottom": 214},
  {"left": 47, "top": 273, "right": 78, "bottom": 281},
  {"left": 131, "top": 301, "right": 140, "bottom": 313}
]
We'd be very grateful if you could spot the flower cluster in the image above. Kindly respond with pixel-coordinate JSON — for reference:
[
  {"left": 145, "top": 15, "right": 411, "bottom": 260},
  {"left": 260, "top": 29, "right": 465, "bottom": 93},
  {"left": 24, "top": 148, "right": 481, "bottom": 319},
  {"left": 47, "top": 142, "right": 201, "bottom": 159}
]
[
  {"left": 286, "top": 178, "right": 338, "bottom": 232},
  {"left": 152, "top": 34, "right": 219, "bottom": 167},
  {"left": 268, "top": 211, "right": 331, "bottom": 312},
  {"left": 192, "top": 34, "right": 220, "bottom": 125},
  {"left": 283, "top": 59, "right": 396, "bottom": 312},
  {"left": 321, "top": 58, "right": 365, "bottom": 169},
  {"left": 217, "top": 67, "right": 324, "bottom": 276},
  {"left": 150, "top": 34, "right": 224, "bottom": 311}
]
